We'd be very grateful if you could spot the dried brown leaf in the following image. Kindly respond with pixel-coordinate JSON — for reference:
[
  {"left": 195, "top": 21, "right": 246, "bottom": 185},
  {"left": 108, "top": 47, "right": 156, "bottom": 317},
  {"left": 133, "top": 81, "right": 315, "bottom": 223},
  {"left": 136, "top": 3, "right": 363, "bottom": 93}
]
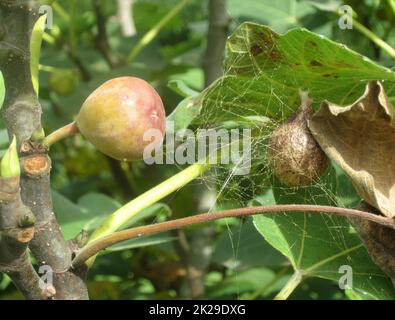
[
  {"left": 350, "top": 202, "right": 395, "bottom": 281},
  {"left": 309, "top": 81, "right": 395, "bottom": 219}
]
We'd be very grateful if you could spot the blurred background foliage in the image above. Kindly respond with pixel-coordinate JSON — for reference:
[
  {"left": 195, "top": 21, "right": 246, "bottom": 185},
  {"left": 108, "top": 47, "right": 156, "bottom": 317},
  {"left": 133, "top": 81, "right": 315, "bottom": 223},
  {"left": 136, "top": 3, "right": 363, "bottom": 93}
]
[{"left": 0, "top": 0, "right": 394, "bottom": 300}]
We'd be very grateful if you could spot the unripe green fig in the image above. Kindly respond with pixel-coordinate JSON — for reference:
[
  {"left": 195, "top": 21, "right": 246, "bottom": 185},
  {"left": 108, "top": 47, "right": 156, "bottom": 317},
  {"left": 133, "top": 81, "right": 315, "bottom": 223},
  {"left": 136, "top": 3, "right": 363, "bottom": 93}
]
[
  {"left": 76, "top": 77, "right": 166, "bottom": 161},
  {"left": 49, "top": 69, "right": 79, "bottom": 96},
  {"left": 1, "top": 135, "right": 20, "bottom": 178},
  {"left": 267, "top": 91, "right": 328, "bottom": 187}
]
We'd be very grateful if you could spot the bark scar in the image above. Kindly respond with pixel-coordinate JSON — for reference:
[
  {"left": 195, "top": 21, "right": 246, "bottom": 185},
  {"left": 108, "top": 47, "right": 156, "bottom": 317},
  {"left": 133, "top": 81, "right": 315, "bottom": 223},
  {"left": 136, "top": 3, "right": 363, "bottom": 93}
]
[{"left": 22, "top": 155, "right": 51, "bottom": 176}]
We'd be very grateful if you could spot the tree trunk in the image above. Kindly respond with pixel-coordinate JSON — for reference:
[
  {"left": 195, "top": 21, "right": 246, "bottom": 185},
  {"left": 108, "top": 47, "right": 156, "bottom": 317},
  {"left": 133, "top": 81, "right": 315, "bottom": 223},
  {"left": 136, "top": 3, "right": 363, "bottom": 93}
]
[{"left": 0, "top": 1, "right": 88, "bottom": 300}]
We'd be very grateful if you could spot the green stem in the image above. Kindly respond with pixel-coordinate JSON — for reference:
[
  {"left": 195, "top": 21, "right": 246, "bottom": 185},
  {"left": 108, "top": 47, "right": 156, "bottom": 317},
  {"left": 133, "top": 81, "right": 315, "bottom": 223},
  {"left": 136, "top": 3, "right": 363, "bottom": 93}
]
[
  {"left": 43, "top": 122, "right": 79, "bottom": 148},
  {"left": 87, "top": 163, "right": 210, "bottom": 267},
  {"left": 127, "top": 0, "right": 189, "bottom": 64},
  {"left": 352, "top": 19, "right": 395, "bottom": 60},
  {"left": 86, "top": 161, "right": 209, "bottom": 266},
  {"left": 52, "top": 2, "right": 70, "bottom": 23},
  {"left": 274, "top": 270, "right": 303, "bottom": 300},
  {"left": 42, "top": 32, "right": 56, "bottom": 45},
  {"left": 89, "top": 162, "right": 209, "bottom": 241},
  {"left": 334, "top": 8, "right": 395, "bottom": 59}
]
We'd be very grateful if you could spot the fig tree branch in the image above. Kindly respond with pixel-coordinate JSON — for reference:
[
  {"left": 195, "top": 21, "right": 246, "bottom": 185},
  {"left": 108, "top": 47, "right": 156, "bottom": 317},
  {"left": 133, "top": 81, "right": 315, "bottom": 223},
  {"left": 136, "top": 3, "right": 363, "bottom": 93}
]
[
  {"left": 72, "top": 203, "right": 395, "bottom": 268},
  {"left": 0, "top": 1, "right": 88, "bottom": 300},
  {"left": 0, "top": 176, "right": 44, "bottom": 300}
]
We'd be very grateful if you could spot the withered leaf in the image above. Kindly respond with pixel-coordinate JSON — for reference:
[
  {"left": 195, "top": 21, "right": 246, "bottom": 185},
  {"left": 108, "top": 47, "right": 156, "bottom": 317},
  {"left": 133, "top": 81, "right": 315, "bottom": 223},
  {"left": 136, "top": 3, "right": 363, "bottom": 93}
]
[
  {"left": 308, "top": 81, "right": 395, "bottom": 219},
  {"left": 350, "top": 202, "right": 395, "bottom": 281}
]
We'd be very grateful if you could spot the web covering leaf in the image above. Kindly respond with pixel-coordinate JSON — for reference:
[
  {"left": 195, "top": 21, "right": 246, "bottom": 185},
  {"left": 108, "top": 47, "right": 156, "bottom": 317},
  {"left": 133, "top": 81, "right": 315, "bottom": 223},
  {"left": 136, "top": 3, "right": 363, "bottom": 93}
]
[{"left": 172, "top": 22, "right": 395, "bottom": 298}]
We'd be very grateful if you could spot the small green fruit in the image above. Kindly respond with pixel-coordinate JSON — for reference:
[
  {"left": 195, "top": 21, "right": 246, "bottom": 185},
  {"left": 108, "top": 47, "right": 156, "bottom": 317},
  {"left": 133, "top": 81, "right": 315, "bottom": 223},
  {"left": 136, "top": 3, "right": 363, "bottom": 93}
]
[
  {"left": 267, "top": 91, "right": 328, "bottom": 187},
  {"left": 49, "top": 69, "right": 78, "bottom": 96},
  {"left": 1, "top": 135, "right": 20, "bottom": 178},
  {"left": 76, "top": 77, "right": 166, "bottom": 161}
]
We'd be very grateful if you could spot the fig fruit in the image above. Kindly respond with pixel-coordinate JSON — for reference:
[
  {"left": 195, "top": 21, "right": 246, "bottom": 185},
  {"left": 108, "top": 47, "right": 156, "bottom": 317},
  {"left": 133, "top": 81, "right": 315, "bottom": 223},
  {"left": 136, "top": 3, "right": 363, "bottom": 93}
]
[
  {"left": 76, "top": 77, "right": 166, "bottom": 161},
  {"left": 49, "top": 69, "right": 79, "bottom": 96},
  {"left": 267, "top": 90, "right": 328, "bottom": 187}
]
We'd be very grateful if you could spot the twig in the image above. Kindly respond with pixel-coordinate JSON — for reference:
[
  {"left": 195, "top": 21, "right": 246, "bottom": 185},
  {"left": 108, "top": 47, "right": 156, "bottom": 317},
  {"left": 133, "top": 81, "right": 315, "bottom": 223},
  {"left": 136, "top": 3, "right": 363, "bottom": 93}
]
[
  {"left": 127, "top": 0, "right": 189, "bottom": 64},
  {"left": 203, "top": 0, "right": 230, "bottom": 87},
  {"left": 72, "top": 204, "right": 395, "bottom": 268},
  {"left": 335, "top": 9, "right": 395, "bottom": 60},
  {"left": 93, "top": 0, "right": 122, "bottom": 68},
  {"left": 0, "top": 177, "right": 43, "bottom": 300}
]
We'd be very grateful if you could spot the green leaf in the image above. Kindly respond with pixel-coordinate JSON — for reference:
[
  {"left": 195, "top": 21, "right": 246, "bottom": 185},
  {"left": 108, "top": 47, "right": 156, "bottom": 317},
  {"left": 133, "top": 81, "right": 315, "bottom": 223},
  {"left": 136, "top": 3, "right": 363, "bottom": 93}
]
[
  {"left": 30, "top": 14, "right": 48, "bottom": 96},
  {"left": 333, "top": 162, "right": 361, "bottom": 208},
  {"left": 252, "top": 168, "right": 395, "bottom": 300},
  {"left": 194, "top": 23, "right": 395, "bottom": 127},
  {"left": 54, "top": 189, "right": 172, "bottom": 240},
  {"left": 166, "top": 95, "right": 203, "bottom": 132},
  {"left": 105, "top": 234, "right": 175, "bottom": 253},
  {"left": 121, "top": 202, "right": 172, "bottom": 230},
  {"left": 52, "top": 191, "right": 110, "bottom": 240},
  {"left": 77, "top": 192, "right": 122, "bottom": 230},
  {"left": 167, "top": 79, "right": 199, "bottom": 98},
  {"left": 166, "top": 68, "right": 207, "bottom": 132},
  {"left": 207, "top": 267, "right": 287, "bottom": 299},
  {"left": 0, "top": 70, "right": 5, "bottom": 110},
  {"left": 228, "top": 0, "right": 315, "bottom": 32},
  {"left": 190, "top": 24, "right": 395, "bottom": 298},
  {"left": 212, "top": 218, "right": 287, "bottom": 270}
]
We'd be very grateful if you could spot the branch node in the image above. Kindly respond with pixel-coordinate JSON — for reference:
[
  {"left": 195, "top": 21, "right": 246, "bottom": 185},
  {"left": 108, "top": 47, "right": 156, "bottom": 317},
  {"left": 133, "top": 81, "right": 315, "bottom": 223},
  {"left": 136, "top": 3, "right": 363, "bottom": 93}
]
[
  {"left": 20, "top": 140, "right": 47, "bottom": 156},
  {"left": 22, "top": 155, "right": 51, "bottom": 177}
]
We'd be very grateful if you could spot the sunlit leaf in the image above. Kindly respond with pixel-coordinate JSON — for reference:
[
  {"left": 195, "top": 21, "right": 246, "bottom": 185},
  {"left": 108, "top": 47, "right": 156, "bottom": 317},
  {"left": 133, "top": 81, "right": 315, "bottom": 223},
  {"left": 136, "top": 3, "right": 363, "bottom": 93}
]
[
  {"left": 194, "top": 23, "right": 395, "bottom": 127},
  {"left": 252, "top": 173, "right": 395, "bottom": 299}
]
